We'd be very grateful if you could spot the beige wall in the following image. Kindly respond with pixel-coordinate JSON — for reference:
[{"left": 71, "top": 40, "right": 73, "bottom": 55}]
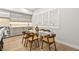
[
  {"left": 0, "top": 18, "right": 10, "bottom": 27},
  {"left": 0, "top": 18, "right": 32, "bottom": 27}
]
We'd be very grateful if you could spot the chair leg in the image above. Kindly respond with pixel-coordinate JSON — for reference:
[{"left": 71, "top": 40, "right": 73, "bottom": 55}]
[
  {"left": 22, "top": 37, "right": 24, "bottom": 44},
  {"left": 30, "top": 42, "right": 33, "bottom": 51},
  {"left": 37, "top": 39, "right": 39, "bottom": 47},
  {"left": 54, "top": 42, "right": 57, "bottom": 51},
  {"left": 34, "top": 40, "right": 37, "bottom": 47},
  {"left": 41, "top": 40, "right": 43, "bottom": 49},
  {"left": 0, "top": 45, "right": 2, "bottom": 51},
  {"left": 48, "top": 44, "right": 51, "bottom": 51},
  {"left": 26, "top": 39, "right": 28, "bottom": 47},
  {"left": 24, "top": 39, "right": 26, "bottom": 47}
]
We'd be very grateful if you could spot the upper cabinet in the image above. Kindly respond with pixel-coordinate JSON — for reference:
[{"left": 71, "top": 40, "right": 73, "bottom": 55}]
[
  {"left": 0, "top": 9, "right": 32, "bottom": 22},
  {"left": 32, "top": 8, "right": 59, "bottom": 28},
  {"left": 0, "top": 10, "right": 10, "bottom": 18},
  {"left": 10, "top": 12, "right": 32, "bottom": 22}
]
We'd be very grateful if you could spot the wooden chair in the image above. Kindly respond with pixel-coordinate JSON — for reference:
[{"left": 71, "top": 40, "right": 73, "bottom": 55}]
[
  {"left": 26, "top": 32, "right": 39, "bottom": 51},
  {"left": 22, "top": 31, "right": 29, "bottom": 46},
  {"left": 41, "top": 34, "right": 57, "bottom": 51}
]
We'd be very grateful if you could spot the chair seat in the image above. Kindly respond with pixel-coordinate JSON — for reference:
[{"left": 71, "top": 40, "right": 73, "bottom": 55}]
[
  {"left": 42, "top": 37, "right": 54, "bottom": 43},
  {"left": 23, "top": 34, "right": 29, "bottom": 38},
  {"left": 23, "top": 35, "right": 26, "bottom": 38},
  {"left": 28, "top": 37, "right": 33, "bottom": 41},
  {"left": 28, "top": 38, "right": 38, "bottom": 41},
  {"left": 28, "top": 35, "right": 38, "bottom": 41}
]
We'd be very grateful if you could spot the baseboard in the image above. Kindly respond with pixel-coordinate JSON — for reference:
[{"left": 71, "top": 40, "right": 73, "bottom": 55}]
[{"left": 56, "top": 39, "right": 79, "bottom": 50}]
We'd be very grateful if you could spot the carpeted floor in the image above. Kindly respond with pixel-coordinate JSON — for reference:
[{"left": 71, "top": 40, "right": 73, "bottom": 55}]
[{"left": 3, "top": 35, "right": 78, "bottom": 51}]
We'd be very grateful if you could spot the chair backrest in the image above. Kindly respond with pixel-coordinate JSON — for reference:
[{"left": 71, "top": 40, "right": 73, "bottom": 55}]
[
  {"left": 28, "top": 32, "right": 35, "bottom": 40},
  {"left": 22, "top": 31, "right": 26, "bottom": 37},
  {"left": 22, "top": 31, "right": 26, "bottom": 35},
  {"left": 22, "top": 31, "right": 30, "bottom": 39},
  {"left": 33, "top": 33, "right": 38, "bottom": 39},
  {"left": 28, "top": 32, "right": 39, "bottom": 41},
  {"left": 44, "top": 34, "right": 56, "bottom": 43}
]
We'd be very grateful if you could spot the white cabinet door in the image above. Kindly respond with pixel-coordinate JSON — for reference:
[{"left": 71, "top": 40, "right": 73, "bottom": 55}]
[
  {"left": 32, "top": 8, "right": 59, "bottom": 28},
  {"left": 0, "top": 10, "right": 10, "bottom": 18},
  {"left": 10, "top": 12, "right": 32, "bottom": 22}
]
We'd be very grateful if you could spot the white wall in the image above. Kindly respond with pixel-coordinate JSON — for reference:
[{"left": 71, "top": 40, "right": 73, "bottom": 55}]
[
  {"left": 54, "top": 8, "right": 79, "bottom": 49},
  {"left": 32, "top": 8, "right": 79, "bottom": 49}
]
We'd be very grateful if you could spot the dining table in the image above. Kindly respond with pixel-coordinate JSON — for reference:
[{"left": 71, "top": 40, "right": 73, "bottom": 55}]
[
  {"left": 28, "top": 29, "right": 53, "bottom": 40},
  {"left": 28, "top": 30, "right": 52, "bottom": 36}
]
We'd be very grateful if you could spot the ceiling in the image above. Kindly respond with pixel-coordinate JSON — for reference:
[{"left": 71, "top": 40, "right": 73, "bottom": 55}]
[
  {"left": 1, "top": 8, "right": 33, "bottom": 15},
  {"left": 26, "top": 8, "right": 40, "bottom": 11},
  {"left": 0, "top": 8, "right": 40, "bottom": 15}
]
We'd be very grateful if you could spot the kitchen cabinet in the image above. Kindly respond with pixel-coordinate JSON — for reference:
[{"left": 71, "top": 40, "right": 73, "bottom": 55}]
[
  {"left": 0, "top": 9, "right": 10, "bottom": 18},
  {"left": 32, "top": 8, "right": 59, "bottom": 28},
  {"left": 10, "top": 12, "right": 32, "bottom": 22}
]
